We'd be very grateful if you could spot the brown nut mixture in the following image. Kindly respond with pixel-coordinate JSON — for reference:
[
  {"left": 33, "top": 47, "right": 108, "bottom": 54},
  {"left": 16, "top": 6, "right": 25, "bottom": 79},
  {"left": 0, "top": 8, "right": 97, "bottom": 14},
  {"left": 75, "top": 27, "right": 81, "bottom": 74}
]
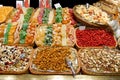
[
  {"left": 79, "top": 48, "right": 120, "bottom": 73},
  {"left": 32, "top": 47, "right": 77, "bottom": 72}
]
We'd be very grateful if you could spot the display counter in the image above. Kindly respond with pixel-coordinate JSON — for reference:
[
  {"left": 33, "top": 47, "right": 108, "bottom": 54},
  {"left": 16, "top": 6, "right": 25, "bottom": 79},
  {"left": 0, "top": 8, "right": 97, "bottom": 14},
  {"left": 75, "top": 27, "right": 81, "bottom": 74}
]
[
  {"left": 0, "top": 74, "right": 120, "bottom": 80},
  {"left": 0, "top": 0, "right": 120, "bottom": 79}
]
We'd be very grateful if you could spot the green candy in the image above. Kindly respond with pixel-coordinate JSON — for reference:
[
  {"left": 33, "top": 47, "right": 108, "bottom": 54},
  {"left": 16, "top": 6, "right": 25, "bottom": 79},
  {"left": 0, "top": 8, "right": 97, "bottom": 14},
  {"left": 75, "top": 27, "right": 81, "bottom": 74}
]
[
  {"left": 55, "top": 8, "right": 62, "bottom": 23},
  {"left": 44, "top": 25, "right": 53, "bottom": 46},
  {"left": 3, "top": 23, "right": 12, "bottom": 44},
  {"left": 23, "top": 8, "right": 33, "bottom": 23},
  {"left": 42, "top": 8, "right": 50, "bottom": 24},
  {"left": 19, "top": 23, "right": 29, "bottom": 44}
]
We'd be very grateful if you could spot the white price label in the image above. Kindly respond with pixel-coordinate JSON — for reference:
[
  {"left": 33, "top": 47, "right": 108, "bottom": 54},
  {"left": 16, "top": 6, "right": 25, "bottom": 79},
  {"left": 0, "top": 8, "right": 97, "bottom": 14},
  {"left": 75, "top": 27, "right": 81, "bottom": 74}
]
[
  {"left": 16, "top": 1, "right": 24, "bottom": 8},
  {"left": 54, "top": 3, "right": 62, "bottom": 9},
  {"left": 0, "top": 5, "right": 3, "bottom": 7},
  {"left": 79, "top": 26, "right": 86, "bottom": 30},
  {"left": 86, "top": 3, "right": 89, "bottom": 8},
  {"left": 116, "top": 29, "right": 120, "bottom": 38}
]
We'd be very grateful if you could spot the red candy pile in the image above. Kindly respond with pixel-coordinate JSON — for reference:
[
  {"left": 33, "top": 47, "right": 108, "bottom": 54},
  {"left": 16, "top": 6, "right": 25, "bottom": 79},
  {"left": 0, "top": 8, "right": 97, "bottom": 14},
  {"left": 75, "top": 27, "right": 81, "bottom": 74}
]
[{"left": 76, "top": 29, "right": 116, "bottom": 47}]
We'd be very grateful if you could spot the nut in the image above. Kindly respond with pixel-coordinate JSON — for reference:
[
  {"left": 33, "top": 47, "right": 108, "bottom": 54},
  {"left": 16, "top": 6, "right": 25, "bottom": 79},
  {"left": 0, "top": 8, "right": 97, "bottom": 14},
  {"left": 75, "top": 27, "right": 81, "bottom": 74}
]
[
  {"left": 79, "top": 48, "right": 120, "bottom": 73},
  {"left": 32, "top": 47, "right": 76, "bottom": 72}
]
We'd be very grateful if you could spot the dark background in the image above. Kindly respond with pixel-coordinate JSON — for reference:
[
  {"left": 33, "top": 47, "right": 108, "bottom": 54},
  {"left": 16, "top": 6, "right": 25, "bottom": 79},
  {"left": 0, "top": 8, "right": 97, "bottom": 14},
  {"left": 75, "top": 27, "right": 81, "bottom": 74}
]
[{"left": 0, "top": 0, "right": 99, "bottom": 8}]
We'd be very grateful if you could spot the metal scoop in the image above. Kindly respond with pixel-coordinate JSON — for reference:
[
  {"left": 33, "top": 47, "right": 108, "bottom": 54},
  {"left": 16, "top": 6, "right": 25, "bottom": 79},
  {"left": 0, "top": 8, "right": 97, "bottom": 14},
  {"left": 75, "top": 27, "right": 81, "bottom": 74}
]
[{"left": 66, "top": 57, "right": 75, "bottom": 77}]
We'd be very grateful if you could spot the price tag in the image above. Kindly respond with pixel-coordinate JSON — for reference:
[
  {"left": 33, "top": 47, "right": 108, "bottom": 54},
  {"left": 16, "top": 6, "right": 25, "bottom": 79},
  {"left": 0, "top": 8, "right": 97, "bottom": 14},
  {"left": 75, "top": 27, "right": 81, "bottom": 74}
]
[
  {"left": 79, "top": 26, "right": 86, "bottom": 30},
  {"left": 16, "top": 0, "right": 24, "bottom": 8},
  {"left": 86, "top": 3, "right": 89, "bottom": 8},
  {"left": 54, "top": 3, "right": 61, "bottom": 9},
  {"left": 0, "top": 5, "right": 3, "bottom": 7},
  {"left": 108, "top": 20, "right": 119, "bottom": 31},
  {"left": 116, "top": 29, "right": 120, "bottom": 38}
]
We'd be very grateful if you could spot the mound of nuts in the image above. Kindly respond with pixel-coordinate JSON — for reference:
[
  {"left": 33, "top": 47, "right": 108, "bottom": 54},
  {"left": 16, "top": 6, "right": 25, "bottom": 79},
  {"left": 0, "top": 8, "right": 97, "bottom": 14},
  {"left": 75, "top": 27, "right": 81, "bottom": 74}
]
[
  {"left": 0, "top": 44, "right": 32, "bottom": 72},
  {"left": 32, "top": 47, "right": 77, "bottom": 72},
  {"left": 79, "top": 48, "right": 120, "bottom": 73}
]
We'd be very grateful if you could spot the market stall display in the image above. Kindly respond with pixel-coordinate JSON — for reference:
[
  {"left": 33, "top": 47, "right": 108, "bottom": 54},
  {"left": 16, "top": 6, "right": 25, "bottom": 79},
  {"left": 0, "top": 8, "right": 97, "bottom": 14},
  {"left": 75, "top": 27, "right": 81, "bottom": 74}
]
[{"left": 0, "top": 0, "right": 120, "bottom": 77}]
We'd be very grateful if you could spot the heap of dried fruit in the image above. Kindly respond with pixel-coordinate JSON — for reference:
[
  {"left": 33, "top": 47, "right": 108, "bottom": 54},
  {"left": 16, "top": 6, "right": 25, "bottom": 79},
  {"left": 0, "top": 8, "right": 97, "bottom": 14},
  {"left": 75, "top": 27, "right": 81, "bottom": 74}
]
[{"left": 76, "top": 29, "right": 116, "bottom": 47}]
